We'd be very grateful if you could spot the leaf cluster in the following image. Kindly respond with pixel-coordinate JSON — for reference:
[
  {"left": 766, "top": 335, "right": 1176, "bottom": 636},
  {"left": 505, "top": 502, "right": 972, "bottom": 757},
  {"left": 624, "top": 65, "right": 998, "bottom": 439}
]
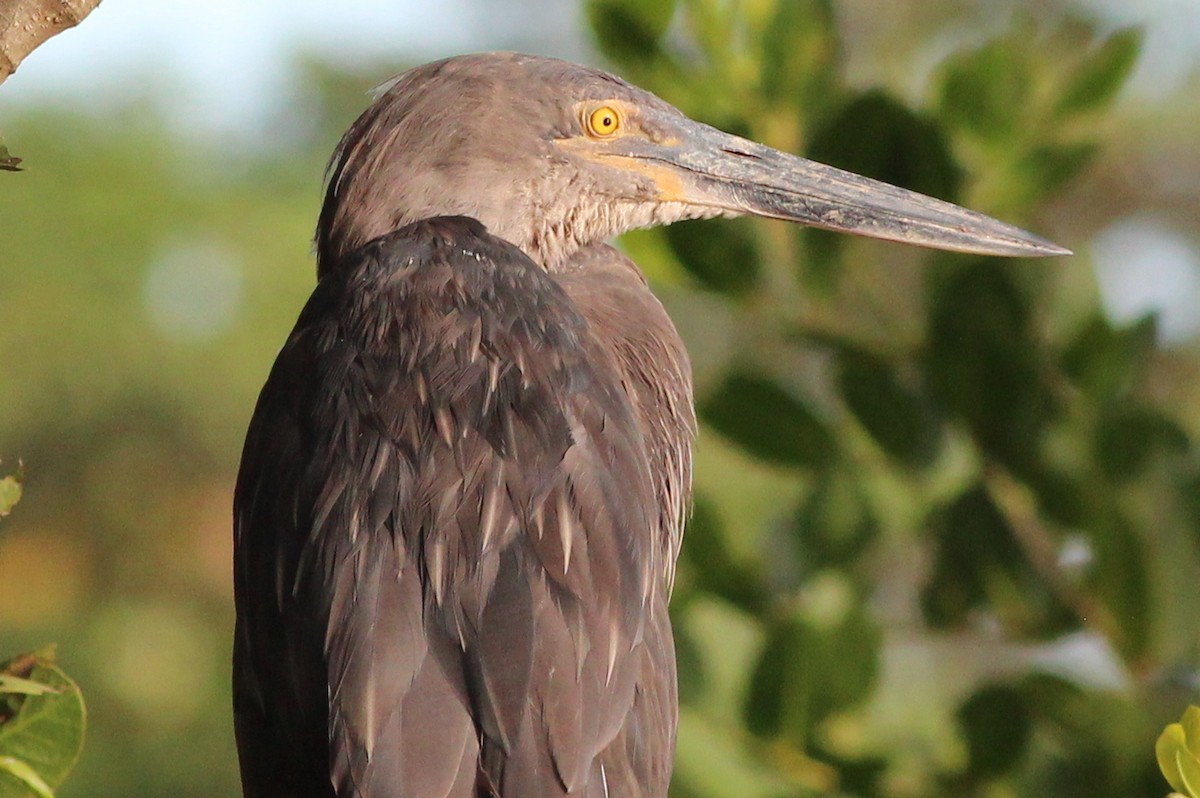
[
  {"left": 589, "top": 3, "right": 1180, "bottom": 796},
  {"left": 0, "top": 648, "right": 86, "bottom": 797}
]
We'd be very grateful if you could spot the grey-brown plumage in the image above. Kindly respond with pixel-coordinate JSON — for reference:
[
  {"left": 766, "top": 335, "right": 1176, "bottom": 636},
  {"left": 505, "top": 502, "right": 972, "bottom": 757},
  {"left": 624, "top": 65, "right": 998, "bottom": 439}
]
[{"left": 234, "top": 52, "right": 1067, "bottom": 798}]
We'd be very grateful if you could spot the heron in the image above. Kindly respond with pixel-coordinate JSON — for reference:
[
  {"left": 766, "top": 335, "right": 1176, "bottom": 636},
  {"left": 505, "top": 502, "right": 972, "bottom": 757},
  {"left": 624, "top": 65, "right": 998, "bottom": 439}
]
[{"left": 232, "top": 52, "right": 1068, "bottom": 798}]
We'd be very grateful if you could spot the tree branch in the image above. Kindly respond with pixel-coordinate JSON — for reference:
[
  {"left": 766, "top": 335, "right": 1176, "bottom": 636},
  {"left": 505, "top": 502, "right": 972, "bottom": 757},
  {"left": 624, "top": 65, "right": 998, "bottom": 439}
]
[{"left": 0, "top": 0, "right": 102, "bottom": 86}]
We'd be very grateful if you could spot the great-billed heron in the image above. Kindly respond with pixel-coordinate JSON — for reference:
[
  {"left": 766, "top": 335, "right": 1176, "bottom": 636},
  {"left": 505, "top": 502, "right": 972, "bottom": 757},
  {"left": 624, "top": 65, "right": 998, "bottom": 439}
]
[{"left": 233, "top": 52, "right": 1068, "bottom": 798}]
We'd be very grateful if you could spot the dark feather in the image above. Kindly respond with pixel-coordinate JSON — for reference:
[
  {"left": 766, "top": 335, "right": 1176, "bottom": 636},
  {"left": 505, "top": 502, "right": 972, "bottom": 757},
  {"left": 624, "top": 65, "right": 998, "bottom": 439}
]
[{"left": 234, "top": 217, "right": 689, "bottom": 798}]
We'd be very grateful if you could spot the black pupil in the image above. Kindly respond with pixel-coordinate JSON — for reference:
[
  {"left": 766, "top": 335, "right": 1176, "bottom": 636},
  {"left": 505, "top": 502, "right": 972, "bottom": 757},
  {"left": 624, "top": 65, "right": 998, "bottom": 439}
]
[{"left": 601, "top": 115, "right": 613, "bottom": 127}]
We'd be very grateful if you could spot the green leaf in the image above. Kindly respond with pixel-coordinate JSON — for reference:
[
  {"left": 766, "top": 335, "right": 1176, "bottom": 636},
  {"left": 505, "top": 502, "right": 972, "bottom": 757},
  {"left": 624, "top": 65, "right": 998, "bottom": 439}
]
[
  {"left": 1095, "top": 405, "right": 1189, "bottom": 483},
  {"left": 795, "top": 469, "right": 879, "bottom": 571},
  {"left": 956, "top": 684, "right": 1031, "bottom": 778},
  {"left": 700, "top": 371, "right": 836, "bottom": 469},
  {"left": 0, "top": 677, "right": 57, "bottom": 698},
  {"left": 1024, "top": 466, "right": 1088, "bottom": 529},
  {"left": 0, "top": 758, "right": 53, "bottom": 798},
  {"left": 759, "top": 0, "right": 839, "bottom": 110},
  {"left": 585, "top": 0, "right": 676, "bottom": 67},
  {"left": 837, "top": 350, "right": 941, "bottom": 467},
  {"left": 744, "top": 616, "right": 813, "bottom": 741},
  {"left": 927, "top": 262, "right": 1053, "bottom": 474},
  {"left": 1183, "top": 706, "right": 1200, "bottom": 757},
  {"left": 1176, "top": 471, "right": 1200, "bottom": 559},
  {"left": 1012, "top": 672, "right": 1158, "bottom": 795},
  {"left": 1055, "top": 27, "right": 1143, "bottom": 118},
  {"left": 920, "top": 486, "right": 1074, "bottom": 636},
  {"left": 807, "top": 89, "right": 962, "bottom": 201},
  {"left": 677, "top": 496, "right": 769, "bottom": 615},
  {"left": 807, "top": 593, "right": 880, "bottom": 713},
  {"left": 744, "top": 596, "right": 880, "bottom": 745},
  {"left": 1179, "top": 747, "right": 1200, "bottom": 798},
  {"left": 796, "top": 228, "right": 843, "bottom": 294},
  {"left": 1011, "top": 142, "right": 1099, "bottom": 206},
  {"left": 805, "top": 747, "right": 889, "bottom": 798},
  {"left": 0, "top": 652, "right": 86, "bottom": 798},
  {"left": 935, "top": 37, "right": 1031, "bottom": 143},
  {"left": 0, "top": 468, "right": 22, "bottom": 518},
  {"left": 664, "top": 217, "right": 761, "bottom": 297},
  {"left": 1158, "top": 722, "right": 1189, "bottom": 794},
  {"left": 1062, "top": 313, "right": 1157, "bottom": 402},
  {"left": 671, "top": 615, "right": 706, "bottom": 705}
]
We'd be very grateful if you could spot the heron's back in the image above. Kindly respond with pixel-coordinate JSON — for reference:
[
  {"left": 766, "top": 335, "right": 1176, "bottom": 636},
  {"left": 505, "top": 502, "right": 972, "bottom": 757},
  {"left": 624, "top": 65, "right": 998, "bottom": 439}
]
[{"left": 233, "top": 219, "right": 688, "bottom": 798}]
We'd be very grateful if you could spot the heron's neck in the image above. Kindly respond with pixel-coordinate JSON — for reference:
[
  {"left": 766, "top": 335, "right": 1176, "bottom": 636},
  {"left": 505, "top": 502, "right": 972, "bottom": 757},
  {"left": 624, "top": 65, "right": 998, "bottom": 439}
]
[{"left": 528, "top": 200, "right": 731, "bottom": 274}]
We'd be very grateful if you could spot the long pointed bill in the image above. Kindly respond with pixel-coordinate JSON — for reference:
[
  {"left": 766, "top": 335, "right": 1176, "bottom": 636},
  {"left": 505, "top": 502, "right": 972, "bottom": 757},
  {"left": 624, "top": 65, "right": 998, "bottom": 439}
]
[{"left": 616, "top": 117, "right": 1071, "bottom": 257}]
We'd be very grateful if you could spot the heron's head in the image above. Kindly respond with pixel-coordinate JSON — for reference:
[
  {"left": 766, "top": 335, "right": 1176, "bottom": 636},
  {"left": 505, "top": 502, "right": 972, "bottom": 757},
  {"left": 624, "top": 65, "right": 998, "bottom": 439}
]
[{"left": 317, "top": 52, "right": 1067, "bottom": 275}]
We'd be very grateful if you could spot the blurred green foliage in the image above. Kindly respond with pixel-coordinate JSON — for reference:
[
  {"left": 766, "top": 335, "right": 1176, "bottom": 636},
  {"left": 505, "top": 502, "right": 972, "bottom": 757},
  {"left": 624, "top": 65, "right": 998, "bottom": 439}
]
[
  {"left": 1, "top": 1, "right": 1199, "bottom": 797},
  {"left": 1, "top": 482, "right": 85, "bottom": 798},
  {"left": 0, "top": 649, "right": 86, "bottom": 798},
  {"left": 593, "top": 1, "right": 1196, "bottom": 797}
]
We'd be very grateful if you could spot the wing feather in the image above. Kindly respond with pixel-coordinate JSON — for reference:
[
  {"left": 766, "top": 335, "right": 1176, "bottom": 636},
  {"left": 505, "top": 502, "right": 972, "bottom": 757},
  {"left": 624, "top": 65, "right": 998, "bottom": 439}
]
[{"left": 233, "top": 217, "right": 672, "bottom": 798}]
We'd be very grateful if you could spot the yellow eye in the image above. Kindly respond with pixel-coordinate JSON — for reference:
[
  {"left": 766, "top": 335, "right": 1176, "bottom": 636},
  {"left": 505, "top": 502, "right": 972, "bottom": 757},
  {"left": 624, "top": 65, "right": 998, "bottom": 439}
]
[{"left": 587, "top": 105, "right": 621, "bottom": 137}]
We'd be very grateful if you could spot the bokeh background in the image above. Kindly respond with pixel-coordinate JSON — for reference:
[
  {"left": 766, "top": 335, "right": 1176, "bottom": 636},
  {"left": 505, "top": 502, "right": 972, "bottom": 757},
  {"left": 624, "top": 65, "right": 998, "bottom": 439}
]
[{"left": 2, "top": 0, "right": 1200, "bottom": 796}]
